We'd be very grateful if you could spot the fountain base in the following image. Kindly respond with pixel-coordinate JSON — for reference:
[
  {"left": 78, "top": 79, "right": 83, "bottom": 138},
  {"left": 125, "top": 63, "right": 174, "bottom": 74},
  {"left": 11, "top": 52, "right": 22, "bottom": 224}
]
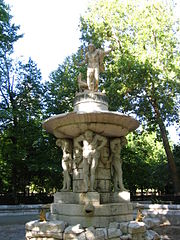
[{"left": 50, "top": 191, "right": 133, "bottom": 228}]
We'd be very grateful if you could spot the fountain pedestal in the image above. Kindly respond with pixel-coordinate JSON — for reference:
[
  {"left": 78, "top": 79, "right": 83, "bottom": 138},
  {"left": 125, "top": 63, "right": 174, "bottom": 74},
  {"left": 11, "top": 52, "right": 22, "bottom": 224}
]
[{"left": 74, "top": 91, "right": 109, "bottom": 112}]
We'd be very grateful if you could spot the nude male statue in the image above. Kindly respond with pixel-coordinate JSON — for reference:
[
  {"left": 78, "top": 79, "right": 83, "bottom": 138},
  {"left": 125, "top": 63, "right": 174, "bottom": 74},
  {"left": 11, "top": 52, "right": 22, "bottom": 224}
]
[
  {"left": 80, "top": 43, "right": 112, "bottom": 91},
  {"left": 110, "top": 137, "right": 127, "bottom": 192},
  {"left": 56, "top": 139, "right": 72, "bottom": 191},
  {"left": 74, "top": 130, "right": 107, "bottom": 192}
]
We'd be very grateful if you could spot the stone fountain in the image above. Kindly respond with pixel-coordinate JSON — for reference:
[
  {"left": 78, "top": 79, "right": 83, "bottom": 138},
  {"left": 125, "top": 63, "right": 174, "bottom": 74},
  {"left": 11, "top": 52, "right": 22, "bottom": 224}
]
[{"left": 26, "top": 43, "right": 161, "bottom": 240}]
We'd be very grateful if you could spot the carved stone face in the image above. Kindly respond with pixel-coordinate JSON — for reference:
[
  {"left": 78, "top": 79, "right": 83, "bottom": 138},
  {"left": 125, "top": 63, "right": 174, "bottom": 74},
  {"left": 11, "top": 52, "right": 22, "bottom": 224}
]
[{"left": 84, "top": 130, "right": 93, "bottom": 142}]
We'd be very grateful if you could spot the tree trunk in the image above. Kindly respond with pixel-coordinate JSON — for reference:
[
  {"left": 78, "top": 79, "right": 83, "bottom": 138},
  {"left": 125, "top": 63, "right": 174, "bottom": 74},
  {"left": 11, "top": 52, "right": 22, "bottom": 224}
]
[
  {"left": 150, "top": 97, "right": 180, "bottom": 195},
  {"left": 11, "top": 164, "right": 18, "bottom": 204}
]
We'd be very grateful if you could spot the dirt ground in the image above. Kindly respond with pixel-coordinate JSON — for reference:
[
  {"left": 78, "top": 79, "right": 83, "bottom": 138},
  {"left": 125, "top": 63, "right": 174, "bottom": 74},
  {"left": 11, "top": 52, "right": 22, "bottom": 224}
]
[
  {"left": 0, "top": 224, "right": 179, "bottom": 240},
  {"left": 155, "top": 225, "right": 180, "bottom": 240}
]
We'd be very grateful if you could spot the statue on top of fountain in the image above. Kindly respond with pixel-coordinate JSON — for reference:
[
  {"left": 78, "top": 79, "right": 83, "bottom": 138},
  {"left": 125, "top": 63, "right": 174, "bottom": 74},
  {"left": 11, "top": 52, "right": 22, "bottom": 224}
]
[{"left": 78, "top": 43, "right": 113, "bottom": 92}]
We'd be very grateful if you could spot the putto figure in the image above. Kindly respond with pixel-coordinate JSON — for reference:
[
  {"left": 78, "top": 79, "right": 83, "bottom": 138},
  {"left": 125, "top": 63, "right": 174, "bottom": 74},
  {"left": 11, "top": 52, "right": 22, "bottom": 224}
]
[
  {"left": 110, "top": 137, "right": 127, "bottom": 192},
  {"left": 74, "top": 130, "right": 107, "bottom": 192},
  {"left": 56, "top": 138, "right": 72, "bottom": 191},
  {"left": 80, "top": 43, "right": 112, "bottom": 92}
]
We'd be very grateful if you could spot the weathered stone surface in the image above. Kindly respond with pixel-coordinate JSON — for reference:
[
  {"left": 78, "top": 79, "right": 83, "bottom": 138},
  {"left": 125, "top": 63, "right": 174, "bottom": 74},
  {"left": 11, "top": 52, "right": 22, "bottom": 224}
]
[
  {"left": 98, "top": 157, "right": 111, "bottom": 168},
  {"left": 96, "top": 179, "right": 111, "bottom": 193},
  {"left": 72, "top": 160, "right": 84, "bottom": 169},
  {"left": 54, "top": 192, "right": 75, "bottom": 204},
  {"left": 108, "top": 238, "right": 120, "bottom": 240},
  {"left": 73, "top": 179, "right": 86, "bottom": 193},
  {"left": 25, "top": 218, "right": 162, "bottom": 239},
  {"left": 120, "top": 234, "right": 132, "bottom": 239},
  {"left": 64, "top": 225, "right": 86, "bottom": 240},
  {"left": 97, "top": 228, "right": 108, "bottom": 240},
  {"left": 26, "top": 238, "right": 59, "bottom": 240},
  {"left": 50, "top": 214, "right": 133, "bottom": 228},
  {"left": 64, "top": 232, "right": 86, "bottom": 240},
  {"left": 25, "top": 220, "right": 66, "bottom": 233},
  {"left": 86, "top": 226, "right": 96, "bottom": 232},
  {"left": 134, "top": 203, "right": 180, "bottom": 226},
  {"left": 73, "top": 179, "right": 111, "bottom": 193},
  {"left": 108, "top": 228, "right": 122, "bottom": 239},
  {"left": 109, "top": 222, "right": 120, "bottom": 229},
  {"left": 64, "top": 224, "right": 84, "bottom": 234},
  {"left": 79, "top": 192, "right": 100, "bottom": 206},
  {"left": 96, "top": 167, "right": 111, "bottom": 180},
  {"left": 51, "top": 203, "right": 133, "bottom": 217},
  {"left": 131, "top": 232, "right": 146, "bottom": 240},
  {"left": 73, "top": 91, "right": 109, "bottom": 112},
  {"left": 85, "top": 227, "right": 96, "bottom": 240},
  {"left": 143, "top": 217, "right": 161, "bottom": 229},
  {"left": 26, "top": 230, "right": 63, "bottom": 239},
  {"left": 145, "top": 230, "right": 160, "bottom": 240},
  {"left": 100, "top": 192, "right": 131, "bottom": 204},
  {"left": 128, "top": 221, "right": 146, "bottom": 234},
  {"left": 85, "top": 226, "right": 105, "bottom": 240},
  {"left": 73, "top": 168, "right": 84, "bottom": 180},
  {"left": 65, "top": 232, "right": 86, "bottom": 240},
  {"left": 95, "top": 228, "right": 107, "bottom": 240},
  {"left": 120, "top": 222, "right": 129, "bottom": 234},
  {"left": 42, "top": 112, "right": 139, "bottom": 139},
  {"left": 54, "top": 192, "right": 100, "bottom": 206}
]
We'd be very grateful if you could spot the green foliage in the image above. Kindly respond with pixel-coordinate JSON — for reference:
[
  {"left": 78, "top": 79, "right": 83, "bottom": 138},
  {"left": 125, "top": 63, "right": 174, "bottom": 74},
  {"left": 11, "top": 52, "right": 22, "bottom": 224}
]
[
  {"left": 122, "top": 131, "right": 168, "bottom": 192},
  {"left": 0, "top": 1, "right": 63, "bottom": 198},
  {"left": 45, "top": 54, "right": 80, "bottom": 116},
  {"left": 80, "top": 0, "right": 180, "bottom": 193},
  {"left": 0, "top": 0, "right": 22, "bottom": 55},
  {"left": 173, "top": 144, "right": 180, "bottom": 176},
  {"left": 80, "top": 0, "right": 180, "bottom": 129},
  {"left": 0, "top": 58, "right": 62, "bottom": 196}
]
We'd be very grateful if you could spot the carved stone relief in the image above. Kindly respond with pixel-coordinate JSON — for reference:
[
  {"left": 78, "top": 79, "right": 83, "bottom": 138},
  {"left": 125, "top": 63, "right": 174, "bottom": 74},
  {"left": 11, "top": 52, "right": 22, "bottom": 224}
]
[{"left": 56, "top": 131, "right": 127, "bottom": 194}]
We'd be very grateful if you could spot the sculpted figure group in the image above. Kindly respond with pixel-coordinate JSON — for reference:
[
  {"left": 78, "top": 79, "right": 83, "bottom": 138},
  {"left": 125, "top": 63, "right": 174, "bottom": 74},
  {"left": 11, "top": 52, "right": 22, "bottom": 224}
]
[
  {"left": 74, "top": 130, "right": 107, "bottom": 192},
  {"left": 56, "top": 130, "right": 127, "bottom": 193}
]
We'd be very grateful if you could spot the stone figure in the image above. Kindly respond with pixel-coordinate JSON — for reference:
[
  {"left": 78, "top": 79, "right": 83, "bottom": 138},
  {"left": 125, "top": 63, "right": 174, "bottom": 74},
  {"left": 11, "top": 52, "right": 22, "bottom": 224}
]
[
  {"left": 56, "top": 139, "right": 72, "bottom": 191},
  {"left": 74, "top": 130, "right": 107, "bottom": 192},
  {"left": 73, "top": 137, "right": 83, "bottom": 169},
  {"left": 110, "top": 137, "right": 127, "bottom": 192},
  {"left": 100, "top": 145, "right": 110, "bottom": 168},
  {"left": 39, "top": 208, "right": 47, "bottom": 222},
  {"left": 80, "top": 43, "right": 112, "bottom": 92},
  {"left": 77, "top": 73, "right": 88, "bottom": 92},
  {"left": 136, "top": 208, "right": 144, "bottom": 222}
]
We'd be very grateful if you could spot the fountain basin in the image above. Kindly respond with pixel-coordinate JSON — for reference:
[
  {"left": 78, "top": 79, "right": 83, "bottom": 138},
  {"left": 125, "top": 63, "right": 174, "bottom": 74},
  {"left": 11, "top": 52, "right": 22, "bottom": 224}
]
[{"left": 42, "top": 111, "right": 139, "bottom": 139}]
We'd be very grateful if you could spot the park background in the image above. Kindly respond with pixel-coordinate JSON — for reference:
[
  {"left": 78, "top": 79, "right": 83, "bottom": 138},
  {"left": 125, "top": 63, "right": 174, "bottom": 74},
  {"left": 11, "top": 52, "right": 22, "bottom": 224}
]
[{"left": 0, "top": 0, "right": 180, "bottom": 204}]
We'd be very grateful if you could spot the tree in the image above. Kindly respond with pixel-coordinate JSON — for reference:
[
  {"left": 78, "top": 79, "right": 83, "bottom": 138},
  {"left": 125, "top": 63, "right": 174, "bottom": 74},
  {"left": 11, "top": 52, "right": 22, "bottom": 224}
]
[
  {"left": 0, "top": 58, "right": 45, "bottom": 199},
  {"left": 0, "top": 0, "right": 22, "bottom": 199},
  {"left": 45, "top": 55, "right": 80, "bottom": 116},
  {"left": 122, "top": 131, "right": 168, "bottom": 195},
  {"left": 79, "top": 0, "right": 180, "bottom": 194},
  {"left": 0, "top": 2, "right": 63, "bottom": 200},
  {"left": 0, "top": 0, "right": 22, "bottom": 56}
]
